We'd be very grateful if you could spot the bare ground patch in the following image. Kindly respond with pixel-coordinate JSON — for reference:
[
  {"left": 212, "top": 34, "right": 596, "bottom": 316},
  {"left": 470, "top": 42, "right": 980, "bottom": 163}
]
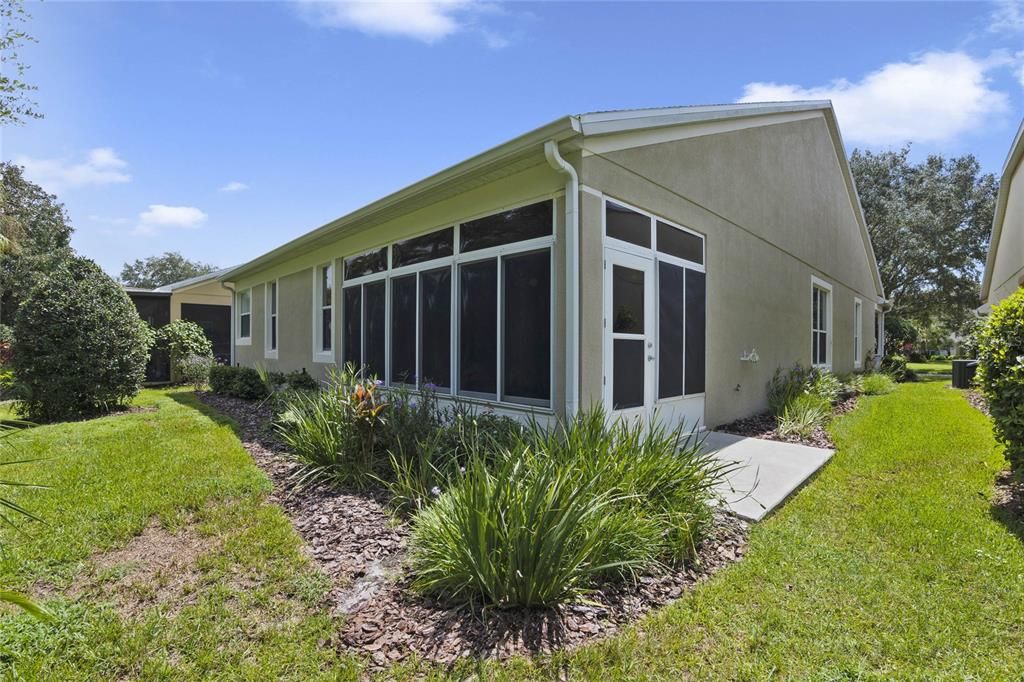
[{"left": 196, "top": 391, "right": 750, "bottom": 669}]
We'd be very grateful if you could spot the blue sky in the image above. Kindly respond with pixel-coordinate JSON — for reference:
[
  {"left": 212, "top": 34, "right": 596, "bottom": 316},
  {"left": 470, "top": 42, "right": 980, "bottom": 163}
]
[{"left": 3, "top": 0, "right": 1023, "bottom": 277}]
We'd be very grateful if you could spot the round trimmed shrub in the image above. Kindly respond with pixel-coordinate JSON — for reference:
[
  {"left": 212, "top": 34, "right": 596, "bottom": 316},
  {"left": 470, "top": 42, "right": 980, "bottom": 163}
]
[
  {"left": 13, "top": 257, "right": 154, "bottom": 422},
  {"left": 977, "top": 288, "right": 1024, "bottom": 470},
  {"left": 155, "top": 320, "right": 212, "bottom": 383}
]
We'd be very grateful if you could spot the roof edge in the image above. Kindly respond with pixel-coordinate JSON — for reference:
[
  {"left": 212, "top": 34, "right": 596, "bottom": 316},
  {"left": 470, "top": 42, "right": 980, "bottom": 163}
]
[{"left": 981, "top": 119, "right": 1024, "bottom": 299}]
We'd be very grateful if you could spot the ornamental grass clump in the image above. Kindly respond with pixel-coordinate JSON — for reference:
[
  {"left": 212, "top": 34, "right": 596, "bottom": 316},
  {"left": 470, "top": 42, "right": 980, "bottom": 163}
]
[
  {"left": 860, "top": 372, "right": 897, "bottom": 396},
  {"left": 408, "top": 406, "right": 732, "bottom": 608}
]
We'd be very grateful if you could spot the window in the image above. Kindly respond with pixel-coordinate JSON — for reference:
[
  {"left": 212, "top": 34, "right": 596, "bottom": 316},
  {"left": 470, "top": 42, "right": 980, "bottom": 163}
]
[
  {"left": 314, "top": 264, "right": 333, "bottom": 359},
  {"left": 658, "top": 263, "right": 684, "bottom": 399},
  {"left": 684, "top": 269, "right": 706, "bottom": 394},
  {"left": 339, "top": 199, "right": 553, "bottom": 407},
  {"left": 236, "top": 289, "right": 251, "bottom": 342},
  {"left": 265, "top": 281, "right": 278, "bottom": 355},
  {"left": 657, "top": 220, "right": 703, "bottom": 264},
  {"left": 606, "top": 201, "right": 651, "bottom": 247},
  {"left": 812, "top": 279, "right": 831, "bottom": 367},
  {"left": 853, "top": 298, "right": 863, "bottom": 368}
]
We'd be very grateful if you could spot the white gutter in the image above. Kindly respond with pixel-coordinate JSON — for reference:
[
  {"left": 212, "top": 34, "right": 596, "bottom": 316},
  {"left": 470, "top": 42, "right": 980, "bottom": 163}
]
[{"left": 544, "top": 140, "right": 580, "bottom": 420}]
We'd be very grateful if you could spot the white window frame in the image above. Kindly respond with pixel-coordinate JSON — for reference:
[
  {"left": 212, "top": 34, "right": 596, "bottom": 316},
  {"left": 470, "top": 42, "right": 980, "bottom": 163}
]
[
  {"left": 853, "top": 297, "right": 863, "bottom": 369},
  {"left": 811, "top": 276, "right": 832, "bottom": 369},
  {"left": 235, "top": 288, "right": 252, "bottom": 345},
  {"left": 340, "top": 194, "right": 558, "bottom": 410},
  {"left": 312, "top": 263, "right": 334, "bottom": 363},
  {"left": 600, "top": 195, "right": 707, "bottom": 404},
  {"left": 265, "top": 280, "right": 278, "bottom": 359}
]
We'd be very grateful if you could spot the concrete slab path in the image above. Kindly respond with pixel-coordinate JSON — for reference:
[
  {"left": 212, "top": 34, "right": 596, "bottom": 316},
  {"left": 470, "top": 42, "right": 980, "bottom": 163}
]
[{"left": 702, "top": 431, "right": 834, "bottom": 522}]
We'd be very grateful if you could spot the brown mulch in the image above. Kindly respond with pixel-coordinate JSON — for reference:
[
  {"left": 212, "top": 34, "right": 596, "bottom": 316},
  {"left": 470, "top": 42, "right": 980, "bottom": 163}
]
[
  {"left": 716, "top": 395, "right": 856, "bottom": 449},
  {"left": 195, "top": 391, "right": 750, "bottom": 668},
  {"left": 965, "top": 390, "right": 989, "bottom": 416},
  {"left": 993, "top": 469, "right": 1024, "bottom": 529}
]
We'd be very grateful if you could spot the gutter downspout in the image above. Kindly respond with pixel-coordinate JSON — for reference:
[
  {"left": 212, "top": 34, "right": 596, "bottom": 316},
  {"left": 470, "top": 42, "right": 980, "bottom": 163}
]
[
  {"left": 544, "top": 140, "right": 580, "bottom": 420},
  {"left": 222, "top": 281, "right": 236, "bottom": 366}
]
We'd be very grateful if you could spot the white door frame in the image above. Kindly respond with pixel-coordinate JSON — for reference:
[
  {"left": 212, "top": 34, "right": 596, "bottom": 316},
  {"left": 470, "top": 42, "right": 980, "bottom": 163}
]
[{"left": 603, "top": 246, "right": 656, "bottom": 420}]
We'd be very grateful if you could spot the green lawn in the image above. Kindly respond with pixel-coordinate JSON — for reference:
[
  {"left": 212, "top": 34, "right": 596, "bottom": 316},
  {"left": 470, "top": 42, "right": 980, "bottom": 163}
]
[
  {"left": 907, "top": 360, "right": 953, "bottom": 374},
  {"left": 0, "top": 382, "right": 1020, "bottom": 680}
]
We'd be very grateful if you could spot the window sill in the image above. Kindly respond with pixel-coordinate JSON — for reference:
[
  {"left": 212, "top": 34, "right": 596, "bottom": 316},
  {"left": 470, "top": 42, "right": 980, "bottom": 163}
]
[
  {"left": 312, "top": 351, "right": 334, "bottom": 364},
  {"left": 264, "top": 350, "right": 279, "bottom": 360},
  {"left": 236, "top": 338, "right": 252, "bottom": 347}
]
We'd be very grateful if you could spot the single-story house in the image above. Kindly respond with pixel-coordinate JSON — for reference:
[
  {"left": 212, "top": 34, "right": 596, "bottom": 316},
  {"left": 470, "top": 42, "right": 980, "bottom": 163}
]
[
  {"left": 125, "top": 268, "right": 233, "bottom": 382},
  {"left": 980, "top": 118, "right": 1024, "bottom": 312},
  {"left": 221, "top": 101, "right": 885, "bottom": 429}
]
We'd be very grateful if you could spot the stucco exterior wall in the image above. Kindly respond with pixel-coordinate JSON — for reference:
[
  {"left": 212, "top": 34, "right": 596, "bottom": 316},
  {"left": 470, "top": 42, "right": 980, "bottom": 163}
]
[
  {"left": 169, "top": 279, "right": 231, "bottom": 321},
  {"left": 579, "top": 114, "right": 881, "bottom": 426},
  {"left": 987, "top": 158, "right": 1024, "bottom": 306},
  {"left": 230, "top": 161, "right": 568, "bottom": 412}
]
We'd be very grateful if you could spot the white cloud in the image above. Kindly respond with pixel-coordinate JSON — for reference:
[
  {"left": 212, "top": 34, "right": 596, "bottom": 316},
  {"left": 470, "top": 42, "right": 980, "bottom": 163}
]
[
  {"left": 990, "top": 0, "right": 1024, "bottom": 33},
  {"left": 297, "top": 0, "right": 492, "bottom": 44},
  {"left": 134, "top": 204, "right": 208, "bottom": 235},
  {"left": 219, "top": 181, "right": 249, "bottom": 192},
  {"left": 14, "top": 147, "right": 131, "bottom": 194},
  {"left": 738, "top": 51, "right": 1009, "bottom": 145}
]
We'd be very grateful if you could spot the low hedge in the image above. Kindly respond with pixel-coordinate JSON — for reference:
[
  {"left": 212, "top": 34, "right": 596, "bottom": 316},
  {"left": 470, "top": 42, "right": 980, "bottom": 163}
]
[
  {"left": 976, "top": 288, "right": 1024, "bottom": 470},
  {"left": 209, "top": 364, "right": 268, "bottom": 400}
]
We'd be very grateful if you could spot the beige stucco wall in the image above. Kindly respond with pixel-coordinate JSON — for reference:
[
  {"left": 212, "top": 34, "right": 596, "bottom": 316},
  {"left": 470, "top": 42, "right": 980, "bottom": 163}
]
[
  {"left": 987, "top": 158, "right": 1024, "bottom": 306},
  {"left": 169, "top": 279, "right": 231, "bottom": 321},
  {"left": 579, "top": 114, "right": 881, "bottom": 426},
  {"left": 231, "top": 161, "right": 568, "bottom": 413}
]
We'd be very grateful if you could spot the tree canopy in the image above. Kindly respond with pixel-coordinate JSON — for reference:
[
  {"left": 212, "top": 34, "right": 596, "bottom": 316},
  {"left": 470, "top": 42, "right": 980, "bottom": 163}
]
[
  {"left": 119, "top": 252, "right": 218, "bottom": 289},
  {"left": 0, "top": 0, "right": 41, "bottom": 125},
  {"left": 850, "top": 146, "right": 997, "bottom": 333},
  {"left": 0, "top": 162, "right": 74, "bottom": 323}
]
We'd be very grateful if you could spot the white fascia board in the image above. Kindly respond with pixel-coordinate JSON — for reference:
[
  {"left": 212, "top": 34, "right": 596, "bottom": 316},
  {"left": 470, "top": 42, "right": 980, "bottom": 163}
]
[{"left": 981, "top": 118, "right": 1024, "bottom": 299}]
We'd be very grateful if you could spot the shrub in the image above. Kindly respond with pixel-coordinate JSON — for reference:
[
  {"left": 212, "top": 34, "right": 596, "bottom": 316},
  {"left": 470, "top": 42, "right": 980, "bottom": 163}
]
[
  {"left": 908, "top": 351, "right": 927, "bottom": 363},
  {"left": 837, "top": 372, "right": 864, "bottom": 396},
  {"left": 285, "top": 369, "right": 319, "bottom": 392},
  {"left": 13, "top": 257, "right": 153, "bottom": 422},
  {"left": 178, "top": 354, "right": 214, "bottom": 390},
  {"left": 882, "top": 354, "right": 909, "bottom": 381},
  {"left": 884, "top": 316, "right": 918, "bottom": 356},
  {"left": 861, "top": 373, "right": 897, "bottom": 395},
  {"left": 767, "top": 364, "right": 814, "bottom": 416},
  {"left": 976, "top": 288, "right": 1024, "bottom": 470},
  {"left": 0, "top": 342, "right": 11, "bottom": 367},
  {"left": 409, "top": 407, "right": 732, "bottom": 607},
  {"left": 208, "top": 364, "right": 270, "bottom": 400},
  {"left": 0, "top": 324, "right": 14, "bottom": 345},
  {"left": 776, "top": 394, "right": 830, "bottom": 441},
  {"left": 155, "top": 320, "right": 212, "bottom": 383},
  {"left": 806, "top": 370, "right": 842, "bottom": 404}
]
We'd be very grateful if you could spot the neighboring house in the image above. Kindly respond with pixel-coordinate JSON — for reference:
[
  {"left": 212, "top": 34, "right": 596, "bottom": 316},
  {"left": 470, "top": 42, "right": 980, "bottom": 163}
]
[
  {"left": 980, "top": 119, "right": 1024, "bottom": 313},
  {"left": 125, "top": 268, "right": 233, "bottom": 382},
  {"left": 221, "top": 102, "right": 885, "bottom": 429}
]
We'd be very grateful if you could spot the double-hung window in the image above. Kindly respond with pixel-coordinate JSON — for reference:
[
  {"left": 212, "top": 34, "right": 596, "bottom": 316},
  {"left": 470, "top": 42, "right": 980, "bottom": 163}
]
[
  {"left": 340, "top": 199, "right": 554, "bottom": 407},
  {"left": 265, "top": 281, "right": 278, "bottom": 357},
  {"left": 314, "top": 264, "right": 334, "bottom": 361},
  {"left": 853, "top": 297, "right": 862, "bottom": 368},
  {"left": 812, "top": 277, "right": 831, "bottom": 368},
  {"left": 236, "top": 289, "right": 251, "bottom": 344}
]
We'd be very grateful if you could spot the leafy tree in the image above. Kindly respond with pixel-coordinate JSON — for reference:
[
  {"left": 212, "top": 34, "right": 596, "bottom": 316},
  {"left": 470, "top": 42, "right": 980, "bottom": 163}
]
[
  {"left": 883, "top": 316, "right": 918, "bottom": 356},
  {"left": 0, "top": 162, "right": 74, "bottom": 323},
  {"left": 0, "top": 0, "right": 41, "bottom": 125},
  {"left": 120, "top": 251, "right": 218, "bottom": 289},
  {"left": 850, "top": 146, "right": 997, "bottom": 331}
]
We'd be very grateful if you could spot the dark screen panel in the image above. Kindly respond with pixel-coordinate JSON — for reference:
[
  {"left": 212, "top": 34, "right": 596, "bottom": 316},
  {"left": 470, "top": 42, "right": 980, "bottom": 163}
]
[
  {"left": 612, "top": 265, "right": 645, "bottom": 334},
  {"left": 613, "top": 339, "right": 644, "bottom": 409},
  {"left": 606, "top": 201, "right": 651, "bottom": 247},
  {"left": 344, "top": 248, "right": 387, "bottom": 280},
  {"left": 657, "top": 221, "right": 703, "bottom": 264},
  {"left": 458, "top": 259, "right": 497, "bottom": 396},
  {"left": 502, "top": 250, "right": 550, "bottom": 403},
  {"left": 459, "top": 201, "right": 552, "bottom": 253},
  {"left": 658, "top": 262, "right": 684, "bottom": 399},
  {"left": 420, "top": 267, "right": 451, "bottom": 390},
  {"left": 390, "top": 275, "right": 417, "bottom": 384},
  {"left": 684, "top": 269, "right": 706, "bottom": 395},
  {"left": 342, "top": 286, "right": 362, "bottom": 369},
  {"left": 364, "top": 281, "right": 386, "bottom": 379},
  {"left": 393, "top": 227, "right": 454, "bottom": 268}
]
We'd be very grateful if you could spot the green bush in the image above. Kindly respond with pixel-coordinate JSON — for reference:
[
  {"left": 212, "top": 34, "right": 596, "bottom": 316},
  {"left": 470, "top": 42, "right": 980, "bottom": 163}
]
[
  {"left": 767, "top": 364, "right": 814, "bottom": 416},
  {"left": 837, "top": 372, "right": 864, "bottom": 396},
  {"left": 155, "top": 320, "right": 212, "bottom": 383},
  {"left": 208, "top": 364, "right": 270, "bottom": 400},
  {"left": 882, "top": 354, "right": 909, "bottom": 381},
  {"left": 409, "top": 407, "right": 732, "bottom": 607},
  {"left": 976, "top": 288, "right": 1024, "bottom": 470},
  {"left": 0, "top": 324, "right": 14, "bottom": 345},
  {"left": 807, "top": 370, "right": 842, "bottom": 404},
  {"left": 776, "top": 394, "right": 830, "bottom": 441},
  {"left": 178, "top": 354, "right": 214, "bottom": 391},
  {"left": 861, "top": 373, "right": 897, "bottom": 396},
  {"left": 12, "top": 257, "right": 153, "bottom": 422}
]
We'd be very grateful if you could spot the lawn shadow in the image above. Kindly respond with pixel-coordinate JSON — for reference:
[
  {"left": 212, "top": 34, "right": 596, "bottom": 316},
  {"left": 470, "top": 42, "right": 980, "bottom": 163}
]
[
  {"left": 167, "top": 391, "right": 245, "bottom": 440},
  {"left": 991, "top": 469, "right": 1024, "bottom": 544}
]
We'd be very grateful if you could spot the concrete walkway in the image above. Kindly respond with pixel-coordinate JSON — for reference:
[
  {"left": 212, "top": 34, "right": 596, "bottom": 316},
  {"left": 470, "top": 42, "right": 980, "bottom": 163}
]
[{"left": 702, "top": 431, "right": 834, "bottom": 522}]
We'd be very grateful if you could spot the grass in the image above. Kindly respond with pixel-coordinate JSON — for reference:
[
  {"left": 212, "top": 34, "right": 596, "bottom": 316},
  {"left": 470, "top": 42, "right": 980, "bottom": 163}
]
[
  {"left": 0, "top": 382, "right": 1019, "bottom": 679},
  {"left": 908, "top": 360, "right": 954, "bottom": 374},
  {"left": 0, "top": 389, "right": 356, "bottom": 680}
]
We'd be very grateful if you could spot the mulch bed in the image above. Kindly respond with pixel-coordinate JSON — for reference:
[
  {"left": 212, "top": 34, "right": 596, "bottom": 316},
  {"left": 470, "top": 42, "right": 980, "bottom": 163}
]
[
  {"left": 195, "top": 391, "right": 749, "bottom": 668},
  {"left": 716, "top": 395, "right": 857, "bottom": 449},
  {"left": 965, "top": 389, "right": 989, "bottom": 416}
]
